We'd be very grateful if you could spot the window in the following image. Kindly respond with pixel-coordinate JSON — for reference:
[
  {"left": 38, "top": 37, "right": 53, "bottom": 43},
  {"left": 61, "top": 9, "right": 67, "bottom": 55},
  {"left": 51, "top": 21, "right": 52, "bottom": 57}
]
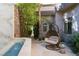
[{"left": 64, "top": 17, "right": 72, "bottom": 34}]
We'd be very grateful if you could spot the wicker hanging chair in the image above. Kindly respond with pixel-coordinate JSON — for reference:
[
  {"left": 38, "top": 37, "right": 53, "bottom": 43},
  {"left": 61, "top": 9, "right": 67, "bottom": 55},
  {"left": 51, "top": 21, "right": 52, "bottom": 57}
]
[{"left": 45, "top": 23, "right": 61, "bottom": 49}]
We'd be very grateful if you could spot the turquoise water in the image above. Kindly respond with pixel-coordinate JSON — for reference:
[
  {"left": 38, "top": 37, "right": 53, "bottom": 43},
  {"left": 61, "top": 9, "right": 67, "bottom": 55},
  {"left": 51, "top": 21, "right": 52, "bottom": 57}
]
[{"left": 3, "top": 40, "right": 24, "bottom": 56}]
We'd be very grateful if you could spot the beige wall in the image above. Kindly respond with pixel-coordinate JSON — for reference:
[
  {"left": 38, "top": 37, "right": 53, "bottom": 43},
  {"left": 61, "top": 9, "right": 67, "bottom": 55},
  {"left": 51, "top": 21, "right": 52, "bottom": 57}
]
[{"left": 0, "top": 3, "right": 14, "bottom": 48}]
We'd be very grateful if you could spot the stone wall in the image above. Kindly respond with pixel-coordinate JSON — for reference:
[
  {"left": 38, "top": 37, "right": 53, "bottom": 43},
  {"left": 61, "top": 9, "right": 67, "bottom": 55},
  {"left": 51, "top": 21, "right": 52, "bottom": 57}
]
[
  {"left": 71, "top": 5, "right": 79, "bottom": 32},
  {"left": 14, "top": 5, "right": 20, "bottom": 37}
]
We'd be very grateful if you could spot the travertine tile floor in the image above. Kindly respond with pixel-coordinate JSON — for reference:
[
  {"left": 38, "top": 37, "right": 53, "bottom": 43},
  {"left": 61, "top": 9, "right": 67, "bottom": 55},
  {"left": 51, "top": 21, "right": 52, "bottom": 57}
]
[{"left": 31, "top": 39, "right": 75, "bottom": 56}]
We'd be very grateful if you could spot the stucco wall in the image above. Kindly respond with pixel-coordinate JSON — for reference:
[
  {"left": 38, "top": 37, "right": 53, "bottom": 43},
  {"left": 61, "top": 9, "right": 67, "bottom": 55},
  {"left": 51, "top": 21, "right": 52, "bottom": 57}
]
[
  {"left": 0, "top": 3, "right": 14, "bottom": 48},
  {"left": 55, "top": 13, "right": 64, "bottom": 31},
  {"left": 72, "top": 5, "right": 79, "bottom": 32},
  {"left": 42, "top": 16, "right": 54, "bottom": 37},
  {"left": 39, "top": 16, "right": 54, "bottom": 38},
  {"left": 55, "top": 4, "right": 79, "bottom": 33},
  {"left": 63, "top": 4, "right": 79, "bottom": 32}
]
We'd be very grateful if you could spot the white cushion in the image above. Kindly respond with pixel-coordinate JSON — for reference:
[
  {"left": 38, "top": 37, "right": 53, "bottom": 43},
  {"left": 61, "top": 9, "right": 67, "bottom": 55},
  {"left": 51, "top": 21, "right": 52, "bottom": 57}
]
[{"left": 45, "top": 36, "right": 59, "bottom": 44}]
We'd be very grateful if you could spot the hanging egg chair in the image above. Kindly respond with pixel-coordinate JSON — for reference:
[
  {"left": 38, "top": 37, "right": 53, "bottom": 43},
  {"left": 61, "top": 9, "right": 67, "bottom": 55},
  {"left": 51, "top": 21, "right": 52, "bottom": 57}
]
[{"left": 45, "top": 23, "right": 61, "bottom": 49}]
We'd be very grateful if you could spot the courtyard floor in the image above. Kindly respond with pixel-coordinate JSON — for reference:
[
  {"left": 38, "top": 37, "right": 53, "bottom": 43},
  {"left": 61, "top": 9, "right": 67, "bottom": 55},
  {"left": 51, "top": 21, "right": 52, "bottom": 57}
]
[{"left": 31, "top": 39, "right": 75, "bottom": 56}]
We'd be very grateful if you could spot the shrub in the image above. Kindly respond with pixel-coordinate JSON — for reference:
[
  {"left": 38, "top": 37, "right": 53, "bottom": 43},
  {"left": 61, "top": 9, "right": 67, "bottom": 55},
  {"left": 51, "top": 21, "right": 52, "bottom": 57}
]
[
  {"left": 73, "top": 33, "right": 79, "bottom": 52},
  {"left": 16, "top": 3, "right": 39, "bottom": 37}
]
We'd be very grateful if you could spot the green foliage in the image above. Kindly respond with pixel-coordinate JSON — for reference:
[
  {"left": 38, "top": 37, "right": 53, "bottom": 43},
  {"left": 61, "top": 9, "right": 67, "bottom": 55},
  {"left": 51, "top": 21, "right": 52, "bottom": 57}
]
[
  {"left": 73, "top": 33, "right": 79, "bottom": 52},
  {"left": 16, "top": 3, "right": 39, "bottom": 37}
]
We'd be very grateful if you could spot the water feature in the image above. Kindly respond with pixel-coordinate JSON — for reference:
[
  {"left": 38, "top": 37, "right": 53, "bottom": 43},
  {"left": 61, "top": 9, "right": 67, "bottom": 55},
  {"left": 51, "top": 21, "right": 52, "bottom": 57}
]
[{"left": 3, "top": 40, "right": 24, "bottom": 56}]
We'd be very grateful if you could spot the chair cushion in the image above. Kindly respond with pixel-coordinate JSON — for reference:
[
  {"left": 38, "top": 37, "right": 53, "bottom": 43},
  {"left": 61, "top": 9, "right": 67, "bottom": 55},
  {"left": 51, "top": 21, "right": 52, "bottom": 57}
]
[{"left": 45, "top": 36, "right": 59, "bottom": 44}]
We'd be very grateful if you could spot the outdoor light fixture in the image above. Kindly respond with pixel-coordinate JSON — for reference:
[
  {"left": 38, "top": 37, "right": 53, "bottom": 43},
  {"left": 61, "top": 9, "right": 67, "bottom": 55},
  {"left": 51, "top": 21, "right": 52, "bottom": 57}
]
[{"left": 64, "top": 13, "right": 69, "bottom": 23}]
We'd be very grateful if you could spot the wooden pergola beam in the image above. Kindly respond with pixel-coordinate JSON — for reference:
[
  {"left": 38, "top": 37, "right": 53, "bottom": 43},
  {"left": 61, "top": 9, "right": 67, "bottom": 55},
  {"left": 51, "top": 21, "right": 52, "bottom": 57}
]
[{"left": 38, "top": 4, "right": 42, "bottom": 39}]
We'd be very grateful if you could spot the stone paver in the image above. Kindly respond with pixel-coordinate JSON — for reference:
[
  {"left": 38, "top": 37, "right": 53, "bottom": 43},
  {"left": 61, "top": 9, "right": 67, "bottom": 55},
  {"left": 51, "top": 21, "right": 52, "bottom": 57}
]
[
  {"left": 18, "top": 38, "right": 31, "bottom": 56},
  {"left": 31, "top": 40, "right": 75, "bottom": 56}
]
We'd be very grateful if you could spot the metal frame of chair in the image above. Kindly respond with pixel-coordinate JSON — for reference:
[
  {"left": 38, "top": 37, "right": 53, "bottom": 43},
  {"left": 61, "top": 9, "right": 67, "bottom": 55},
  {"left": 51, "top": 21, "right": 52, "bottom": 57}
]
[{"left": 45, "top": 23, "right": 61, "bottom": 48}]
